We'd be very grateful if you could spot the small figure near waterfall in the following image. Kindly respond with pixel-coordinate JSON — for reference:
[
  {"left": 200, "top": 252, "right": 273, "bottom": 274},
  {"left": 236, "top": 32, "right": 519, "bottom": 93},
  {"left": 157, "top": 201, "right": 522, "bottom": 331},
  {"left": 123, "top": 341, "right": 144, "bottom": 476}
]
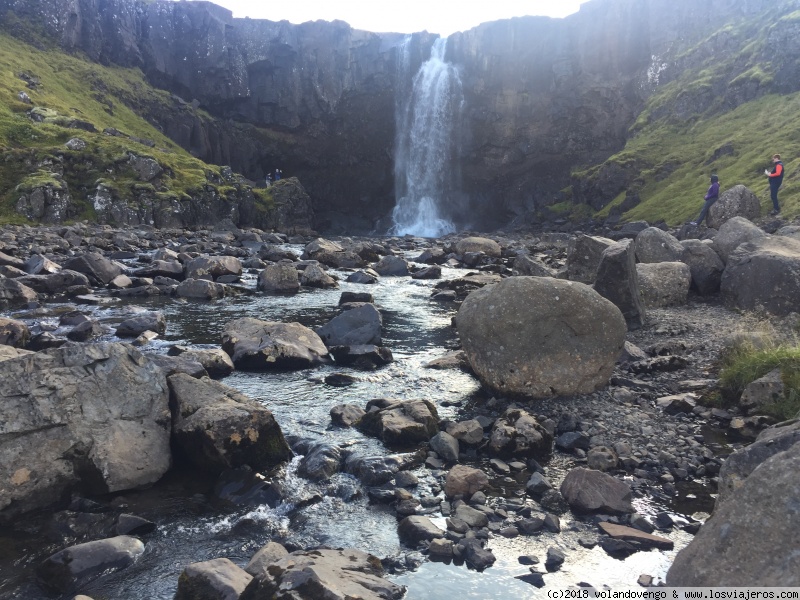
[
  {"left": 690, "top": 174, "right": 720, "bottom": 226},
  {"left": 265, "top": 173, "right": 272, "bottom": 187},
  {"left": 274, "top": 168, "right": 282, "bottom": 181},
  {"left": 765, "top": 153, "right": 783, "bottom": 215}
]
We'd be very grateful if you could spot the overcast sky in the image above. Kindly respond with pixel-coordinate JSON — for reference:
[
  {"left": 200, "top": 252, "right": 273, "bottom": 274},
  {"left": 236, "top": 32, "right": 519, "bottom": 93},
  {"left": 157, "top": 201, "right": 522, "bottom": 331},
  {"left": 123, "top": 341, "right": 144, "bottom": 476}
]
[{"left": 204, "top": 1, "right": 589, "bottom": 36}]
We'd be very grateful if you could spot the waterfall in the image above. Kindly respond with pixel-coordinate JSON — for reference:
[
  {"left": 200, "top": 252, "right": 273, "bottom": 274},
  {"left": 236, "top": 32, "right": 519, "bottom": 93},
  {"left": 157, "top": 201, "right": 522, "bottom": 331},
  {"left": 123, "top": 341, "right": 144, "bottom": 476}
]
[{"left": 391, "top": 37, "right": 464, "bottom": 238}]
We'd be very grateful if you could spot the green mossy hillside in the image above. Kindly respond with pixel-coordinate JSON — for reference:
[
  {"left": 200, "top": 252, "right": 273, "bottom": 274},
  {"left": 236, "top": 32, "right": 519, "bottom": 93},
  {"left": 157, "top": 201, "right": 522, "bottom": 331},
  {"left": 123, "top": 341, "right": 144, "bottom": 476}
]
[
  {"left": 577, "top": 7, "right": 800, "bottom": 225},
  {"left": 0, "top": 32, "right": 261, "bottom": 223}
]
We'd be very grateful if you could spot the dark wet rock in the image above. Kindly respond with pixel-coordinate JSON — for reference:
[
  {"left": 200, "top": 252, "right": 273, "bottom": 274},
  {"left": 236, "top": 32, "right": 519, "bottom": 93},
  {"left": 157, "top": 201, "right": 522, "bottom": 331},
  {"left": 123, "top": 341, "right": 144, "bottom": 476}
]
[
  {"left": 424, "top": 351, "right": 470, "bottom": 371},
  {"left": 444, "top": 465, "right": 489, "bottom": 498},
  {"left": 316, "top": 303, "right": 382, "bottom": 347},
  {"left": 429, "top": 431, "right": 459, "bottom": 463},
  {"left": 517, "top": 571, "right": 546, "bottom": 588},
  {"left": 543, "top": 513, "right": 562, "bottom": 533},
  {"left": 245, "top": 542, "right": 290, "bottom": 577},
  {"left": 115, "top": 513, "right": 157, "bottom": 536},
  {"left": 453, "top": 504, "right": 488, "bottom": 528},
  {"left": 0, "top": 343, "right": 171, "bottom": 521},
  {"left": 456, "top": 538, "right": 496, "bottom": 571},
  {"left": 593, "top": 238, "right": 645, "bottom": 330},
  {"left": 134, "top": 259, "right": 185, "bottom": 280},
  {"left": 257, "top": 260, "right": 300, "bottom": 293},
  {"left": 213, "top": 467, "right": 282, "bottom": 508},
  {"left": 36, "top": 535, "right": 145, "bottom": 593},
  {"left": 175, "top": 557, "right": 253, "bottom": 600},
  {"left": 239, "top": 548, "right": 404, "bottom": 600},
  {"left": 555, "top": 431, "right": 591, "bottom": 451},
  {"left": 545, "top": 547, "right": 565, "bottom": 572},
  {"left": 411, "top": 265, "right": 442, "bottom": 279},
  {"left": 167, "top": 346, "right": 235, "bottom": 379},
  {"left": 600, "top": 537, "right": 638, "bottom": 557},
  {"left": 221, "top": 318, "right": 329, "bottom": 371},
  {"left": 330, "top": 403, "right": 366, "bottom": 427},
  {"left": 344, "top": 453, "right": 423, "bottom": 486},
  {"left": 680, "top": 239, "right": 724, "bottom": 295},
  {"left": 488, "top": 407, "right": 554, "bottom": 459},
  {"left": 566, "top": 234, "right": 616, "bottom": 283},
  {"left": 525, "top": 472, "right": 554, "bottom": 497},
  {"left": 560, "top": 468, "right": 633, "bottom": 515},
  {"left": 148, "top": 354, "right": 208, "bottom": 378},
  {"left": 358, "top": 398, "right": 438, "bottom": 448},
  {"left": 428, "top": 537, "right": 454, "bottom": 557},
  {"left": 433, "top": 272, "right": 501, "bottom": 300},
  {"left": 168, "top": 373, "right": 291, "bottom": 473},
  {"left": 324, "top": 373, "right": 357, "bottom": 386},
  {"left": 296, "top": 440, "right": 342, "bottom": 481},
  {"left": 116, "top": 311, "right": 166, "bottom": 337},
  {"left": 329, "top": 344, "right": 393, "bottom": 369},
  {"left": 458, "top": 277, "right": 626, "bottom": 397}
]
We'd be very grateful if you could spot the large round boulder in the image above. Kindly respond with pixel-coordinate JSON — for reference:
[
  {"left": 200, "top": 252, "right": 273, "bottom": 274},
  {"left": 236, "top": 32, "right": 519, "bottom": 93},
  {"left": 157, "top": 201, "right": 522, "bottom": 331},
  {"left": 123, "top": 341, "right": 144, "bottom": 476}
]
[
  {"left": 707, "top": 184, "right": 761, "bottom": 230},
  {"left": 257, "top": 260, "right": 299, "bottom": 293},
  {"left": 455, "top": 236, "right": 501, "bottom": 258},
  {"left": 634, "top": 227, "right": 683, "bottom": 263},
  {"left": 636, "top": 262, "right": 691, "bottom": 308},
  {"left": 712, "top": 216, "right": 767, "bottom": 263},
  {"left": 456, "top": 277, "right": 626, "bottom": 397}
]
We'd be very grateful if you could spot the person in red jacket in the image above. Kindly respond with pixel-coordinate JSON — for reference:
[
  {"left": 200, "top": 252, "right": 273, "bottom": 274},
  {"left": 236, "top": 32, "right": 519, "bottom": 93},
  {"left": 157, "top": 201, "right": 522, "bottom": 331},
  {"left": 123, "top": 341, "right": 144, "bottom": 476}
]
[{"left": 765, "top": 154, "right": 784, "bottom": 215}]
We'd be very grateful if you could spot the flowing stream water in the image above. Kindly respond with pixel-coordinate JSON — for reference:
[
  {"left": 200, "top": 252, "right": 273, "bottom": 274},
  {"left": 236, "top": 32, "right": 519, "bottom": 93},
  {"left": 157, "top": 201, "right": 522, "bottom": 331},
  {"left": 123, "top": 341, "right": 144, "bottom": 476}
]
[
  {"left": 391, "top": 38, "right": 465, "bottom": 238},
  {"left": 0, "top": 244, "right": 712, "bottom": 599}
]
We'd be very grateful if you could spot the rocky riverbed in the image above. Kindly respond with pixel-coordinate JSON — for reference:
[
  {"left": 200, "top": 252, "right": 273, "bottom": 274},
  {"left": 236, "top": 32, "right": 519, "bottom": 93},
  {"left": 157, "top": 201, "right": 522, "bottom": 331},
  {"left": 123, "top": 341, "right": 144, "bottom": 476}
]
[{"left": 1, "top": 215, "right": 799, "bottom": 598}]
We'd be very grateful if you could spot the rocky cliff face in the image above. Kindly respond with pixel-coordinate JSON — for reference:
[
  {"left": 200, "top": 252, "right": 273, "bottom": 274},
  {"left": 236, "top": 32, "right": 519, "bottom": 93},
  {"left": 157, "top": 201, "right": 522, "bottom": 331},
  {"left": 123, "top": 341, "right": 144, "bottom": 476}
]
[{"left": 0, "top": 0, "right": 790, "bottom": 232}]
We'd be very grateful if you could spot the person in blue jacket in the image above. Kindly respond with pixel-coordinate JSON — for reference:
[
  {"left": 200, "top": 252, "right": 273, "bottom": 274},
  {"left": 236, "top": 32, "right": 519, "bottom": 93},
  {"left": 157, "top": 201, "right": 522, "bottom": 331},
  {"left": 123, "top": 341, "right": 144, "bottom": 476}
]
[
  {"left": 691, "top": 174, "right": 720, "bottom": 226},
  {"left": 765, "top": 154, "right": 784, "bottom": 215}
]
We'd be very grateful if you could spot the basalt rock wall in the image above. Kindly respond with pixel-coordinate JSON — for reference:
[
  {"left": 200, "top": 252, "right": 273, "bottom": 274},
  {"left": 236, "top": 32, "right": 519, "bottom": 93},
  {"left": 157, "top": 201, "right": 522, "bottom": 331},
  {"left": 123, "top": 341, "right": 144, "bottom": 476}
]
[{"left": 0, "top": 0, "right": 779, "bottom": 232}]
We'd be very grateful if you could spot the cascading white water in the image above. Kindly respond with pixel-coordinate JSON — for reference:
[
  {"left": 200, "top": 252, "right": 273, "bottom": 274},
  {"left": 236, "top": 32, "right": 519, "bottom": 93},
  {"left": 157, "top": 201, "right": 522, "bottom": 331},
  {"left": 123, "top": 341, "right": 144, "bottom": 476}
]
[{"left": 391, "top": 37, "right": 464, "bottom": 238}]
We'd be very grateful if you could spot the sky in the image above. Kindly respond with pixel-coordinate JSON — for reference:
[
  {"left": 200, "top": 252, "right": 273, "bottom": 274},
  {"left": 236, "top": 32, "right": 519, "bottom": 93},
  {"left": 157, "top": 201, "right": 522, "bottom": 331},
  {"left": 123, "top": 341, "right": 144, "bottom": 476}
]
[{"left": 205, "top": 1, "right": 590, "bottom": 36}]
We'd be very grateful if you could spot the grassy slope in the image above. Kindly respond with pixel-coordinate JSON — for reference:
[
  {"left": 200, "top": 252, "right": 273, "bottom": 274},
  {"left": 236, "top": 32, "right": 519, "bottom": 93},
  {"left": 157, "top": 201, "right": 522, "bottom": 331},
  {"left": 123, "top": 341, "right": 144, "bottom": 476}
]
[
  {"left": 0, "top": 31, "right": 230, "bottom": 222},
  {"left": 587, "top": 10, "right": 800, "bottom": 225}
]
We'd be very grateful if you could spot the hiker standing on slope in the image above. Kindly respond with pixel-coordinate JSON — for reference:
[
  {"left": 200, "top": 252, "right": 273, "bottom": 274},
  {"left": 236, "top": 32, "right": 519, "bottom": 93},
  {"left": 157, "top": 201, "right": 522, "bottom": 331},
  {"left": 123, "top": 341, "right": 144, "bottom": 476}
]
[
  {"left": 765, "top": 153, "right": 784, "bottom": 215},
  {"left": 691, "top": 174, "right": 720, "bottom": 226}
]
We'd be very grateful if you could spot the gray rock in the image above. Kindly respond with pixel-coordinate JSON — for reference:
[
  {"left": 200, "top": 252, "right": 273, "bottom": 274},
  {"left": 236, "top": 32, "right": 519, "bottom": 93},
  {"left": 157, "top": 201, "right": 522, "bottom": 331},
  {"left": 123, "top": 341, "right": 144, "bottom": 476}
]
[
  {"left": 167, "top": 346, "right": 235, "bottom": 379},
  {"left": 444, "top": 464, "right": 489, "bottom": 498},
  {"left": 454, "top": 504, "right": 489, "bottom": 527},
  {"left": 635, "top": 227, "right": 684, "bottom": 263},
  {"left": 176, "top": 278, "right": 228, "bottom": 300},
  {"left": 175, "top": 558, "right": 252, "bottom": 600},
  {"left": 489, "top": 407, "right": 554, "bottom": 459},
  {"left": 525, "top": 472, "right": 554, "bottom": 497},
  {"left": 0, "top": 317, "right": 31, "bottom": 347},
  {"left": 373, "top": 255, "right": 410, "bottom": 276},
  {"left": 457, "top": 538, "right": 496, "bottom": 571},
  {"left": 739, "top": 368, "right": 784, "bottom": 415},
  {"left": 457, "top": 276, "right": 626, "bottom": 397},
  {"left": 667, "top": 440, "right": 800, "bottom": 586},
  {"left": 445, "top": 419, "right": 484, "bottom": 445},
  {"left": 329, "top": 344, "right": 393, "bottom": 369},
  {"left": 344, "top": 453, "right": 422, "bottom": 486},
  {"left": 411, "top": 265, "right": 442, "bottom": 279},
  {"left": 712, "top": 216, "right": 767, "bottom": 263},
  {"left": 15, "top": 270, "right": 90, "bottom": 294},
  {"left": 221, "top": 318, "right": 328, "bottom": 371},
  {"left": 185, "top": 255, "right": 242, "bottom": 281},
  {"left": 24, "top": 253, "right": 61, "bottom": 275},
  {"left": 257, "top": 260, "right": 300, "bottom": 293},
  {"left": 636, "top": 262, "right": 691, "bottom": 308},
  {"left": 297, "top": 440, "right": 342, "bottom": 481},
  {"left": 37, "top": 536, "right": 145, "bottom": 593},
  {"left": 429, "top": 431, "right": 459, "bottom": 463},
  {"left": 455, "top": 237, "right": 502, "bottom": 257},
  {"left": 0, "top": 279, "right": 38, "bottom": 309},
  {"left": 545, "top": 547, "right": 565, "bottom": 571},
  {"left": 316, "top": 303, "right": 382, "bottom": 347},
  {"left": 594, "top": 239, "right": 645, "bottom": 330},
  {"left": 330, "top": 403, "right": 366, "bottom": 426},
  {"left": 680, "top": 239, "right": 725, "bottom": 295},
  {"left": 586, "top": 446, "right": 619, "bottom": 471},
  {"left": 245, "top": 542, "right": 290, "bottom": 577},
  {"left": 358, "top": 398, "right": 438, "bottom": 448},
  {"left": 566, "top": 234, "right": 616, "bottom": 283},
  {"left": 168, "top": 373, "right": 291, "bottom": 473},
  {"left": 62, "top": 252, "right": 122, "bottom": 285},
  {"left": 398, "top": 515, "right": 445, "bottom": 544},
  {"left": 560, "top": 468, "right": 633, "bottom": 515},
  {"left": 0, "top": 344, "right": 171, "bottom": 520},
  {"left": 513, "top": 254, "right": 555, "bottom": 277},
  {"left": 721, "top": 235, "right": 800, "bottom": 316},
  {"left": 300, "top": 262, "right": 338, "bottom": 288},
  {"left": 239, "top": 548, "right": 404, "bottom": 600},
  {"left": 707, "top": 185, "right": 761, "bottom": 229},
  {"left": 116, "top": 311, "right": 166, "bottom": 337}
]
